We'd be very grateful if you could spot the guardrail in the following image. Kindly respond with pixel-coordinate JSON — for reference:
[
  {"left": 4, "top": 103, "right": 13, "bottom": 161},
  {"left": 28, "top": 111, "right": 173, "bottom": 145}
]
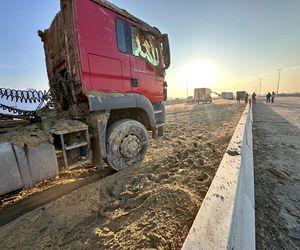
[{"left": 182, "top": 105, "right": 255, "bottom": 250}]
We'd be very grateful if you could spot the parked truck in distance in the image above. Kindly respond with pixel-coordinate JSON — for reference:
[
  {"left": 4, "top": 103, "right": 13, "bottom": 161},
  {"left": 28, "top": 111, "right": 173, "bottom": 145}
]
[
  {"left": 221, "top": 92, "right": 234, "bottom": 100},
  {"left": 194, "top": 88, "right": 212, "bottom": 104},
  {"left": 186, "top": 96, "right": 194, "bottom": 103},
  {"left": 236, "top": 91, "right": 246, "bottom": 100}
]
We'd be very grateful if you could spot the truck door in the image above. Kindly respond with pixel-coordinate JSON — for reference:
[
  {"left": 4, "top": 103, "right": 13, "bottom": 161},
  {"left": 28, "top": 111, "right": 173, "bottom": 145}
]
[
  {"left": 129, "top": 26, "right": 163, "bottom": 102},
  {"left": 88, "top": 17, "right": 132, "bottom": 93},
  {"left": 115, "top": 18, "right": 132, "bottom": 92}
]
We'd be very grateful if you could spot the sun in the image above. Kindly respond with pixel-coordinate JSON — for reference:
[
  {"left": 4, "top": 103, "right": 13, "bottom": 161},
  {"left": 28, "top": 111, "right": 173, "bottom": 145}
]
[{"left": 183, "top": 62, "right": 218, "bottom": 89}]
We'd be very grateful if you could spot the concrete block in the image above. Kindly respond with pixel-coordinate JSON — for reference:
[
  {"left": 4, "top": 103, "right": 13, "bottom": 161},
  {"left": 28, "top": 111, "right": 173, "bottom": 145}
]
[
  {"left": 182, "top": 105, "right": 255, "bottom": 250},
  {"left": 13, "top": 145, "right": 33, "bottom": 187},
  {"left": 26, "top": 142, "right": 59, "bottom": 183},
  {"left": 0, "top": 143, "right": 23, "bottom": 196}
]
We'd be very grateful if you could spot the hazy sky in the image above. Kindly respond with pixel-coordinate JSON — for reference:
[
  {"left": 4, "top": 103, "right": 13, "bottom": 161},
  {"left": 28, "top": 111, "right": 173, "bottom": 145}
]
[{"left": 0, "top": 0, "right": 299, "bottom": 98}]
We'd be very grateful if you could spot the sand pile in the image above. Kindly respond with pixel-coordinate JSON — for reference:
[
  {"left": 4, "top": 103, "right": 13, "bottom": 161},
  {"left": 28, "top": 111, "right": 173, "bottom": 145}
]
[
  {"left": 0, "top": 100, "right": 244, "bottom": 249},
  {"left": 0, "top": 123, "right": 51, "bottom": 147}
]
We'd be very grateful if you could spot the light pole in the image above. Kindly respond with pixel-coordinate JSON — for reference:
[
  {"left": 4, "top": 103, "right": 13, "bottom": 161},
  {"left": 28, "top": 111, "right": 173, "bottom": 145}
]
[
  {"left": 276, "top": 69, "right": 281, "bottom": 95},
  {"left": 186, "top": 81, "right": 188, "bottom": 98},
  {"left": 259, "top": 78, "right": 262, "bottom": 97}
]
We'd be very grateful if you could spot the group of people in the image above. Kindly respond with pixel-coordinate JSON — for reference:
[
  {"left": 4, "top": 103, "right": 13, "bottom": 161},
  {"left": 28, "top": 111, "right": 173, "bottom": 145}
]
[
  {"left": 236, "top": 92, "right": 256, "bottom": 105},
  {"left": 266, "top": 91, "right": 276, "bottom": 103},
  {"left": 236, "top": 91, "right": 276, "bottom": 105},
  {"left": 244, "top": 92, "right": 256, "bottom": 105}
]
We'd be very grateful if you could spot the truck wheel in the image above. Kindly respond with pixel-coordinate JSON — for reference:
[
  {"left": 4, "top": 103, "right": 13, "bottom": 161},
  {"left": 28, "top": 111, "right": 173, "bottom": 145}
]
[{"left": 106, "top": 119, "right": 148, "bottom": 171}]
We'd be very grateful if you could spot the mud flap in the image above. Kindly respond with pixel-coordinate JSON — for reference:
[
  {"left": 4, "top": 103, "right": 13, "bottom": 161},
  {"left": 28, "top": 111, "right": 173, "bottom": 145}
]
[
  {"left": 158, "top": 126, "right": 164, "bottom": 136},
  {"left": 152, "top": 125, "right": 164, "bottom": 139},
  {"left": 89, "top": 111, "right": 109, "bottom": 168}
]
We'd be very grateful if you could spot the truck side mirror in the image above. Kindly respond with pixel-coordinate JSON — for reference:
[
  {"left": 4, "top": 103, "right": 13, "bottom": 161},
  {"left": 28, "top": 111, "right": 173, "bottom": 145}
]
[{"left": 161, "top": 34, "right": 170, "bottom": 70}]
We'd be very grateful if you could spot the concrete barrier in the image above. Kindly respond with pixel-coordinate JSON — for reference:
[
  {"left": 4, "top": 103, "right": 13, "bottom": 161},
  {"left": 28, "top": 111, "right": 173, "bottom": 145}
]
[{"left": 182, "top": 105, "right": 255, "bottom": 250}]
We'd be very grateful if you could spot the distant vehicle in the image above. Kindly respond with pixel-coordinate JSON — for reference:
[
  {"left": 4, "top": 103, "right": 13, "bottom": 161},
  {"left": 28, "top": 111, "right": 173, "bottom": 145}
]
[
  {"left": 187, "top": 96, "right": 194, "bottom": 103},
  {"left": 236, "top": 91, "right": 246, "bottom": 100},
  {"left": 194, "top": 88, "right": 212, "bottom": 104},
  {"left": 221, "top": 92, "right": 234, "bottom": 100}
]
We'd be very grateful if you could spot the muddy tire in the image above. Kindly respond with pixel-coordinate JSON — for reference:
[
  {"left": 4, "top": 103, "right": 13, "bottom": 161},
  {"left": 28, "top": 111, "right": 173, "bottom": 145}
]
[{"left": 106, "top": 119, "right": 148, "bottom": 171}]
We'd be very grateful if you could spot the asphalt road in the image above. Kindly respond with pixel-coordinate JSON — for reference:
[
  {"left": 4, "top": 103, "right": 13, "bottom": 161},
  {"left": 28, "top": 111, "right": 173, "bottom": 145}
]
[{"left": 253, "top": 97, "right": 300, "bottom": 249}]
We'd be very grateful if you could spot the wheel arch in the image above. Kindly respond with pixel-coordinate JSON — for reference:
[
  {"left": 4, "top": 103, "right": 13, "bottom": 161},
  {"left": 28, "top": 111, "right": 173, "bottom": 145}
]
[
  {"left": 88, "top": 93, "right": 156, "bottom": 129},
  {"left": 108, "top": 107, "right": 151, "bottom": 131}
]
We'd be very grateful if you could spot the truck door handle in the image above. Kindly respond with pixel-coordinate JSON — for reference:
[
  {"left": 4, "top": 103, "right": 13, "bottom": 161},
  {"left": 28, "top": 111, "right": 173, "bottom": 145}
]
[{"left": 131, "top": 77, "right": 138, "bottom": 87}]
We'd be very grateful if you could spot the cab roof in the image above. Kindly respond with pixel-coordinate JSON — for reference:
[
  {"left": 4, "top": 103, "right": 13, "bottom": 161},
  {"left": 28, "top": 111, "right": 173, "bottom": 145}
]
[{"left": 91, "top": 0, "right": 162, "bottom": 36}]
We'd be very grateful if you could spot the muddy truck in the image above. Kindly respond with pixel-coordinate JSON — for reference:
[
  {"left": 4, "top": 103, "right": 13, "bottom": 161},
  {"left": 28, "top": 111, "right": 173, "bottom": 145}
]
[
  {"left": 236, "top": 91, "right": 246, "bottom": 100},
  {"left": 0, "top": 0, "right": 170, "bottom": 176},
  {"left": 221, "top": 92, "right": 234, "bottom": 100},
  {"left": 194, "top": 88, "right": 212, "bottom": 104}
]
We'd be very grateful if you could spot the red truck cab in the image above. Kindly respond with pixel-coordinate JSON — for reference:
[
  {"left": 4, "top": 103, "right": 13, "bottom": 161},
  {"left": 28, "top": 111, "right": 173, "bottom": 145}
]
[
  {"left": 39, "top": 0, "right": 170, "bottom": 170},
  {"left": 39, "top": 0, "right": 170, "bottom": 108}
]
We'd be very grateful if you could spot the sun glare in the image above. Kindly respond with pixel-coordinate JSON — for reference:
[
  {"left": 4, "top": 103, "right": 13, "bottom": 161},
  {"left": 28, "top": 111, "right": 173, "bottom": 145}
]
[{"left": 183, "top": 62, "right": 218, "bottom": 89}]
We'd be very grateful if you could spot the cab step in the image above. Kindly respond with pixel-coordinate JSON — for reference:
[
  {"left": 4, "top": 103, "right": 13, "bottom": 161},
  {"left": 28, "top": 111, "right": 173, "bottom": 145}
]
[{"left": 53, "top": 127, "right": 91, "bottom": 170}]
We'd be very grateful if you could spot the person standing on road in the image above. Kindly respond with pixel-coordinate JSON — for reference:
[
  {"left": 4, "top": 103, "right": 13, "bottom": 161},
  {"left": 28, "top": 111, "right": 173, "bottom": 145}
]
[
  {"left": 236, "top": 93, "right": 241, "bottom": 104},
  {"left": 271, "top": 91, "right": 275, "bottom": 103},
  {"left": 266, "top": 92, "right": 271, "bottom": 103},
  {"left": 252, "top": 92, "right": 256, "bottom": 104},
  {"left": 245, "top": 92, "right": 249, "bottom": 104}
]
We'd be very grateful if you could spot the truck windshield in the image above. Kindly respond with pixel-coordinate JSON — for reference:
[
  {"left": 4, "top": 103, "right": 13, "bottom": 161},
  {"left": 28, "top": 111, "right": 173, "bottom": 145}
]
[{"left": 131, "top": 27, "right": 160, "bottom": 67}]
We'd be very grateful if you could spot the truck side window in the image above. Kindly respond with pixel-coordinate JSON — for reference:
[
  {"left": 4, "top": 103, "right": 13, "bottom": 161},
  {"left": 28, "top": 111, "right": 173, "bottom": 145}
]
[
  {"left": 131, "top": 27, "right": 160, "bottom": 66},
  {"left": 116, "top": 18, "right": 127, "bottom": 53}
]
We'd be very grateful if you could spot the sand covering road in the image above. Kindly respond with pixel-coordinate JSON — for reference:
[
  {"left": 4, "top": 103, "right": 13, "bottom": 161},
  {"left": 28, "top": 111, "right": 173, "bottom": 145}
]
[{"left": 0, "top": 100, "right": 244, "bottom": 249}]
